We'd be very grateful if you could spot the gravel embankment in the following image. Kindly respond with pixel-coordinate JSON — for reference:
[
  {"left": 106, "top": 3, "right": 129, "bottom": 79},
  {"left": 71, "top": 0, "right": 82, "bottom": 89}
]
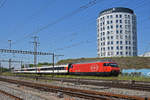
[
  {"left": 0, "top": 81, "right": 63, "bottom": 100},
  {"left": 0, "top": 77, "right": 85, "bottom": 100},
  {"left": 1, "top": 76, "right": 150, "bottom": 99},
  {"left": 0, "top": 93, "right": 15, "bottom": 100}
]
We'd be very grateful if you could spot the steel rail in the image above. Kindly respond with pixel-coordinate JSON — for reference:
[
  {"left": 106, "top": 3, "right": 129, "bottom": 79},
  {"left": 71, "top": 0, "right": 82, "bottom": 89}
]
[
  {"left": 0, "top": 89, "right": 23, "bottom": 100},
  {"left": 13, "top": 75, "right": 150, "bottom": 92},
  {"left": 0, "top": 77, "right": 149, "bottom": 100}
]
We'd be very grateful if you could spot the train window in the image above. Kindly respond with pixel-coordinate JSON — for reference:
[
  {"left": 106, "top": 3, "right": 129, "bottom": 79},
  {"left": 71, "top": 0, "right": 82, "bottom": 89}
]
[
  {"left": 40, "top": 67, "right": 65, "bottom": 70},
  {"left": 27, "top": 69, "right": 36, "bottom": 71},
  {"left": 103, "top": 63, "right": 109, "bottom": 66},
  {"left": 103, "top": 63, "right": 118, "bottom": 67},
  {"left": 109, "top": 63, "right": 118, "bottom": 67}
]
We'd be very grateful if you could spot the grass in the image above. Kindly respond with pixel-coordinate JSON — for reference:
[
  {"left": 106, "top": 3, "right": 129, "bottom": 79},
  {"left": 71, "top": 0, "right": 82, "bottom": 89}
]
[
  {"left": 57, "top": 57, "right": 150, "bottom": 69},
  {"left": 54, "top": 74, "right": 150, "bottom": 81},
  {"left": 2, "top": 72, "right": 150, "bottom": 82}
]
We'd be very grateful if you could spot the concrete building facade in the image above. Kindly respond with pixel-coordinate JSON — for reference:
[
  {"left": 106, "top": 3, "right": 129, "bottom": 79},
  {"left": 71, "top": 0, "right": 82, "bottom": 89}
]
[{"left": 97, "top": 7, "right": 137, "bottom": 57}]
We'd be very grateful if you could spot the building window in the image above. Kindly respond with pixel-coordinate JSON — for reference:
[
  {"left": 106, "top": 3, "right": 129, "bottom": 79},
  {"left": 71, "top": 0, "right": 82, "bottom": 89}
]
[
  {"left": 110, "top": 15, "right": 113, "bottom": 18},
  {"left": 129, "top": 41, "right": 131, "bottom": 45},
  {"left": 111, "top": 47, "right": 113, "bottom": 50},
  {"left": 128, "top": 15, "right": 130, "bottom": 19},
  {"left": 110, "top": 20, "right": 113, "bottom": 23},
  {"left": 120, "top": 20, "right": 122, "bottom": 23},
  {"left": 103, "top": 47, "right": 105, "bottom": 50},
  {"left": 126, "top": 46, "right": 128, "bottom": 50},
  {"left": 120, "top": 35, "right": 123, "bottom": 39},
  {"left": 116, "top": 30, "right": 119, "bottom": 34},
  {"left": 103, "top": 17, "right": 105, "bottom": 20},
  {"left": 116, "top": 41, "right": 119, "bottom": 44},
  {"left": 126, "top": 41, "right": 128, "bottom": 45},
  {"left": 111, "top": 41, "right": 113, "bottom": 44},
  {"left": 111, "top": 31, "right": 113, "bottom": 34},
  {"left": 126, "top": 52, "right": 128, "bottom": 55},
  {"left": 125, "top": 20, "right": 127, "bottom": 24},
  {"left": 116, "top": 46, "right": 119, "bottom": 50},
  {"left": 107, "top": 31, "right": 110, "bottom": 34},
  {"left": 100, "top": 23, "right": 102, "bottom": 26},
  {"left": 111, "top": 36, "right": 113, "bottom": 39},
  {"left": 129, "top": 52, "right": 131, "bottom": 55},
  {"left": 125, "top": 30, "right": 128, "bottom": 34},
  {"left": 116, "top": 20, "right": 118, "bottom": 23},
  {"left": 107, "top": 21, "right": 109, "bottom": 24},
  {"left": 120, "top": 52, "right": 123, "bottom": 55},
  {"left": 108, "top": 47, "right": 110, "bottom": 50},
  {"left": 111, "top": 25, "right": 113, "bottom": 29},
  {"left": 120, "top": 30, "right": 123, "bottom": 34},
  {"left": 129, "top": 46, "right": 131, "bottom": 50},
  {"left": 103, "top": 27, "right": 105, "bottom": 30},
  {"left": 116, "top": 25, "right": 119, "bottom": 28},
  {"left": 120, "top": 41, "right": 122, "bottom": 44},
  {"left": 125, "top": 14, "right": 127, "bottom": 18},
  {"left": 116, "top": 15, "right": 118, "bottom": 18},
  {"left": 120, "top": 46, "right": 123, "bottom": 50},
  {"left": 103, "top": 37, "right": 105, "bottom": 40},
  {"left": 107, "top": 41, "right": 110, "bottom": 45},
  {"left": 120, "top": 25, "right": 122, "bottom": 28},
  {"left": 107, "top": 26, "right": 109, "bottom": 30},
  {"left": 107, "top": 36, "right": 110, "bottom": 39},
  {"left": 128, "top": 20, "right": 130, "bottom": 24},
  {"left": 103, "top": 32, "right": 105, "bottom": 35},
  {"left": 116, "top": 35, "right": 119, "bottom": 39},
  {"left": 107, "top": 16, "right": 109, "bottom": 19},
  {"left": 125, "top": 35, "right": 127, "bottom": 39},
  {"left": 101, "top": 38, "right": 102, "bottom": 41},
  {"left": 117, "top": 52, "right": 119, "bottom": 55},
  {"left": 103, "top": 42, "right": 105, "bottom": 46},
  {"left": 119, "top": 14, "right": 122, "bottom": 18},
  {"left": 103, "top": 22, "right": 105, "bottom": 25}
]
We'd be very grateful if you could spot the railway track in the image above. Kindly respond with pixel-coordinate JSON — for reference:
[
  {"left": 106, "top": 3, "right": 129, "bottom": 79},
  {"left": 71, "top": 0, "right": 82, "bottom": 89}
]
[
  {"left": 12, "top": 75, "right": 150, "bottom": 92},
  {"left": 0, "top": 89, "right": 23, "bottom": 100},
  {"left": 0, "top": 76, "right": 149, "bottom": 100}
]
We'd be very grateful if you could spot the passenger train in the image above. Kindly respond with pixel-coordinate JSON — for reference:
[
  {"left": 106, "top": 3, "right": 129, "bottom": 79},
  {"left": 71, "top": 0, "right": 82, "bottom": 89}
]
[{"left": 14, "top": 61, "right": 120, "bottom": 76}]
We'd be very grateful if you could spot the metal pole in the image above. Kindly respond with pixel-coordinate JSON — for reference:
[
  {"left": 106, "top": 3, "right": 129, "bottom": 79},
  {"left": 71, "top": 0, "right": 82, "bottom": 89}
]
[
  {"left": 8, "top": 59, "right": 11, "bottom": 71},
  {"left": 33, "top": 36, "right": 37, "bottom": 68},
  {"left": 8, "top": 40, "right": 12, "bottom": 71},
  {"left": 0, "top": 61, "right": 1, "bottom": 73},
  {"left": 8, "top": 40, "right": 11, "bottom": 49},
  {"left": 52, "top": 53, "right": 54, "bottom": 75}
]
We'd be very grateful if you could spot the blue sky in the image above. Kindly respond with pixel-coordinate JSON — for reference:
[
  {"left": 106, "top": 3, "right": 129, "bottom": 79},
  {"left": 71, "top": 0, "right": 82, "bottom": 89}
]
[{"left": 0, "top": 0, "right": 150, "bottom": 68}]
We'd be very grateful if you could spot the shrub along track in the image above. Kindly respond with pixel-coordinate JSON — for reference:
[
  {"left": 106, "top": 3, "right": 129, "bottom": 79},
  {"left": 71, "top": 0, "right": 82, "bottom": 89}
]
[{"left": 0, "top": 76, "right": 149, "bottom": 100}]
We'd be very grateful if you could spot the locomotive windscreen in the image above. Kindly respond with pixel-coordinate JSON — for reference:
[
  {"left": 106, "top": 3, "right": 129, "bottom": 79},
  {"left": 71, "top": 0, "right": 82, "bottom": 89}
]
[{"left": 104, "top": 63, "right": 118, "bottom": 67}]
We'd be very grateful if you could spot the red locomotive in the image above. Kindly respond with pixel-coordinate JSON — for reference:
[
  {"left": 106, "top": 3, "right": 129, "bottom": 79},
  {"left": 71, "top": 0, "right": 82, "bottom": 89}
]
[
  {"left": 14, "top": 61, "right": 120, "bottom": 76},
  {"left": 68, "top": 62, "right": 120, "bottom": 76}
]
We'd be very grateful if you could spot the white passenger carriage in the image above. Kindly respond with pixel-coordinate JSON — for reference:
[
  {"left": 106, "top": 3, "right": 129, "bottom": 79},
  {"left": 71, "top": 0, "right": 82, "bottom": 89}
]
[{"left": 14, "top": 65, "right": 68, "bottom": 74}]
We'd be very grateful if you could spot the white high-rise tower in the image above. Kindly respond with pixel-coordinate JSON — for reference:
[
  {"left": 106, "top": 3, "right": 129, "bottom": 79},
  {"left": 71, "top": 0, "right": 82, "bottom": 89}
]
[{"left": 97, "top": 7, "right": 137, "bottom": 57}]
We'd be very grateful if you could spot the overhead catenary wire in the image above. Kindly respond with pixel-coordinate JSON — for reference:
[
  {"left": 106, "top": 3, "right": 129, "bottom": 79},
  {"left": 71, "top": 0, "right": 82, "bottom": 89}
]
[
  {"left": 0, "top": 0, "right": 7, "bottom": 9},
  {"left": 54, "top": 1, "right": 149, "bottom": 50},
  {"left": 12, "top": 0, "right": 57, "bottom": 36},
  {"left": 12, "top": 0, "right": 105, "bottom": 45}
]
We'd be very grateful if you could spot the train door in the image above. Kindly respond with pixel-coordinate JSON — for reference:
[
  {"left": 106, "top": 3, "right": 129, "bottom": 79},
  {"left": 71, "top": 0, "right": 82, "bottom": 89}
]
[{"left": 68, "top": 64, "right": 73, "bottom": 73}]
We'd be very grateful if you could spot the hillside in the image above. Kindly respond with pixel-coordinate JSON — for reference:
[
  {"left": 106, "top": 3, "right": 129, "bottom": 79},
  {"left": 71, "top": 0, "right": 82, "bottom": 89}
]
[{"left": 57, "top": 57, "right": 150, "bottom": 69}]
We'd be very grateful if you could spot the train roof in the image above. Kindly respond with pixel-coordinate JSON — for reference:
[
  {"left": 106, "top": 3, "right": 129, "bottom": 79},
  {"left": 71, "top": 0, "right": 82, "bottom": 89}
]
[
  {"left": 14, "top": 64, "right": 68, "bottom": 70},
  {"left": 72, "top": 60, "right": 116, "bottom": 64}
]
